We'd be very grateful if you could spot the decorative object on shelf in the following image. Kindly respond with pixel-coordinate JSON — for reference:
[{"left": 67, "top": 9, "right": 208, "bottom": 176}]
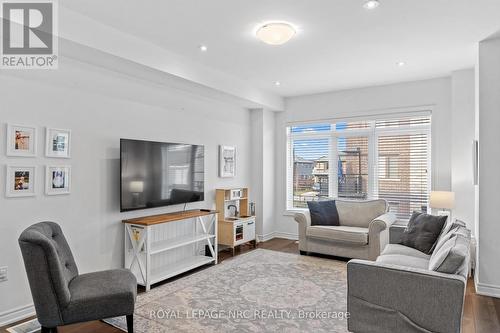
[
  {"left": 6, "top": 165, "right": 36, "bottom": 197},
  {"left": 45, "top": 165, "right": 71, "bottom": 195},
  {"left": 429, "top": 191, "right": 455, "bottom": 217},
  {"left": 45, "top": 127, "right": 71, "bottom": 158},
  {"left": 219, "top": 145, "right": 236, "bottom": 178},
  {"left": 249, "top": 202, "right": 256, "bottom": 216},
  {"left": 6, "top": 124, "right": 37, "bottom": 157},
  {"left": 229, "top": 188, "right": 244, "bottom": 200}
]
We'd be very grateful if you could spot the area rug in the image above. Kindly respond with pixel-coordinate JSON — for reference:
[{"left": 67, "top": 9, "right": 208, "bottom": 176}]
[
  {"left": 105, "top": 249, "right": 349, "bottom": 333},
  {"left": 6, "top": 319, "right": 40, "bottom": 333}
]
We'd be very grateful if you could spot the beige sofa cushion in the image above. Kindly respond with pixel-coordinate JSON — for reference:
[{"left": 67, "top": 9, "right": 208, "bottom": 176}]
[
  {"left": 336, "top": 199, "right": 387, "bottom": 228},
  {"left": 306, "top": 225, "right": 368, "bottom": 244}
]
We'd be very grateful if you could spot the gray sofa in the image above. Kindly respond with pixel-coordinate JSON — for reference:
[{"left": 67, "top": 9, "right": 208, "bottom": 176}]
[
  {"left": 294, "top": 199, "right": 396, "bottom": 260},
  {"left": 347, "top": 221, "right": 471, "bottom": 333}
]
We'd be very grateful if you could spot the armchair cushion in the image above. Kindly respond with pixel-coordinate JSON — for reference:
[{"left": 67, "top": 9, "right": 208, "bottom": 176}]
[
  {"left": 62, "top": 269, "right": 137, "bottom": 324},
  {"left": 307, "top": 200, "right": 339, "bottom": 226},
  {"left": 336, "top": 199, "right": 387, "bottom": 228},
  {"left": 306, "top": 225, "right": 368, "bottom": 244}
]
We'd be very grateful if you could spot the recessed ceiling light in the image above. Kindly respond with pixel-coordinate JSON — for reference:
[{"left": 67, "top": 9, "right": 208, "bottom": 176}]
[
  {"left": 275, "top": 81, "right": 281, "bottom": 86},
  {"left": 199, "top": 45, "right": 208, "bottom": 52},
  {"left": 256, "top": 22, "right": 296, "bottom": 45},
  {"left": 397, "top": 61, "right": 406, "bottom": 67},
  {"left": 363, "top": 0, "right": 380, "bottom": 10}
]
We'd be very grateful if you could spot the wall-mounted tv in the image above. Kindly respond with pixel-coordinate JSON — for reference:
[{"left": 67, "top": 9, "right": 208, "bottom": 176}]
[{"left": 120, "top": 139, "right": 205, "bottom": 212}]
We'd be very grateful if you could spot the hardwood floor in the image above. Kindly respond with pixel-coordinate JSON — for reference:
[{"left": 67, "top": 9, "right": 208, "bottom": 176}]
[{"left": 2, "top": 238, "right": 500, "bottom": 333}]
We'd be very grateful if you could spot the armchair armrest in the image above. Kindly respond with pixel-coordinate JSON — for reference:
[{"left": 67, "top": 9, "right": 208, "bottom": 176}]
[
  {"left": 294, "top": 211, "right": 311, "bottom": 227},
  {"left": 294, "top": 211, "right": 311, "bottom": 251},
  {"left": 369, "top": 212, "right": 396, "bottom": 233},
  {"left": 347, "top": 259, "right": 466, "bottom": 333}
]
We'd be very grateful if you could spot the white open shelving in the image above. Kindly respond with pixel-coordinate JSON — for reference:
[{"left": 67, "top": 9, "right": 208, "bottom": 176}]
[
  {"left": 123, "top": 210, "right": 218, "bottom": 291},
  {"left": 150, "top": 234, "right": 216, "bottom": 255}
]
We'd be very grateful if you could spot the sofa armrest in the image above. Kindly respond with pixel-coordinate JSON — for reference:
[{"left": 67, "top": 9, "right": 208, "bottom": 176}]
[
  {"left": 369, "top": 212, "right": 396, "bottom": 233},
  {"left": 347, "top": 259, "right": 466, "bottom": 333},
  {"left": 294, "top": 211, "right": 311, "bottom": 251}
]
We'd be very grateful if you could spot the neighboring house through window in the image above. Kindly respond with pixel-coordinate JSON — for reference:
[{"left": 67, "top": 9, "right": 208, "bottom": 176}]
[{"left": 287, "top": 113, "right": 431, "bottom": 220}]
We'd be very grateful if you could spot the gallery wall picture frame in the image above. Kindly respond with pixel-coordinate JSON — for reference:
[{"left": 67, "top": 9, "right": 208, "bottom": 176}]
[
  {"left": 46, "top": 165, "right": 71, "bottom": 195},
  {"left": 6, "top": 124, "right": 37, "bottom": 157},
  {"left": 219, "top": 145, "right": 236, "bottom": 178},
  {"left": 6, "top": 165, "right": 36, "bottom": 197},
  {"left": 46, "top": 128, "right": 71, "bottom": 158}
]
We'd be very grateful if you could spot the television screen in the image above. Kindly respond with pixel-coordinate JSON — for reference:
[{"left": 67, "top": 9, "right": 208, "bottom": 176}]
[{"left": 120, "top": 139, "right": 205, "bottom": 212}]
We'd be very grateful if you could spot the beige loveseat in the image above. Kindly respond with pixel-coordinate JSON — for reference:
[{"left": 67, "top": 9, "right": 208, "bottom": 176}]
[{"left": 294, "top": 199, "right": 396, "bottom": 260}]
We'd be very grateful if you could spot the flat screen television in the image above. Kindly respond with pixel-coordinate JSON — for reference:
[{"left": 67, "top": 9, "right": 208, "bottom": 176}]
[{"left": 120, "top": 139, "right": 205, "bottom": 212}]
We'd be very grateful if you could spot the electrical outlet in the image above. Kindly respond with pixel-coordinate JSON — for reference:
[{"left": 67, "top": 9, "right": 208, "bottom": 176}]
[{"left": 0, "top": 266, "right": 7, "bottom": 282}]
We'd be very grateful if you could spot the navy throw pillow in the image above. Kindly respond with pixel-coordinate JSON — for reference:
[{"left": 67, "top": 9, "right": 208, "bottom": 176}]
[
  {"left": 307, "top": 200, "right": 340, "bottom": 226},
  {"left": 399, "top": 211, "right": 448, "bottom": 254}
]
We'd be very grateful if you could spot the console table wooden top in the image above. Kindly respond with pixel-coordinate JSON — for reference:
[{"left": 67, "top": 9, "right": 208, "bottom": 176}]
[{"left": 122, "top": 209, "right": 218, "bottom": 226}]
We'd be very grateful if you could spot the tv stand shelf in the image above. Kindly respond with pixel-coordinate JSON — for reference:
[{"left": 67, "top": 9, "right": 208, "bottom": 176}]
[{"left": 123, "top": 209, "right": 218, "bottom": 291}]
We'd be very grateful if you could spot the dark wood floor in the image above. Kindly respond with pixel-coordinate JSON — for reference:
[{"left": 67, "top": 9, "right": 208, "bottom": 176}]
[{"left": 2, "top": 238, "right": 500, "bottom": 333}]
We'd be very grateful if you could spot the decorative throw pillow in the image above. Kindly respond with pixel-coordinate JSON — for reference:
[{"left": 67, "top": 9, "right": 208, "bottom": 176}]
[
  {"left": 433, "top": 225, "right": 471, "bottom": 255},
  {"left": 307, "top": 200, "right": 340, "bottom": 226},
  {"left": 429, "top": 234, "right": 470, "bottom": 274},
  {"left": 398, "top": 211, "right": 447, "bottom": 254}
]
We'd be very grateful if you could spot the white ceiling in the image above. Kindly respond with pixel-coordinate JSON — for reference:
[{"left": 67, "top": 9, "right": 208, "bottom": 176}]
[{"left": 62, "top": 0, "right": 500, "bottom": 97}]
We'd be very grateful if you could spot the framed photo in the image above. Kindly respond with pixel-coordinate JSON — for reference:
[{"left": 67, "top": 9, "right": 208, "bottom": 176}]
[
  {"left": 46, "top": 166, "right": 71, "bottom": 195},
  {"left": 46, "top": 128, "right": 71, "bottom": 158},
  {"left": 219, "top": 145, "right": 236, "bottom": 178},
  {"left": 6, "top": 166, "right": 36, "bottom": 197},
  {"left": 6, "top": 124, "right": 37, "bottom": 157}
]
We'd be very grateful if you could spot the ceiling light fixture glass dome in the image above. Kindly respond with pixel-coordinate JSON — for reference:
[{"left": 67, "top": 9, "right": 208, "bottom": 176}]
[
  {"left": 363, "top": 0, "right": 380, "bottom": 10},
  {"left": 256, "top": 22, "right": 296, "bottom": 45}
]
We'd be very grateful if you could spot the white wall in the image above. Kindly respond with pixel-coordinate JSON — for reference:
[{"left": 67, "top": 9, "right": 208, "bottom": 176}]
[
  {"left": 476, "top": 34, "right": 500, "bottom": 298},
  {"left": 451, "top": 69, "right": 476, "bottom": 231},
  {"left": 275, "top": 78, "right": 453, "bottom": 237},
  {"left": 0, "top": 54, "right": 253, "bottom": 323},
  {"left": 250, "top": 109, "right": 276, "bottom": 240}
]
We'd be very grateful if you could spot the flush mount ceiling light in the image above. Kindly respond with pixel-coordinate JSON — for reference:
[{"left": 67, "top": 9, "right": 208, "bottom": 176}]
[
  {"left": 397, "top": 61, "right": 406, "bottom": 67},
  {"left": 199, "top": 45, "right": 208, "bottom": 52},
  {"left": 363, "top": 0, "right": 380, "bottom": 10},
  {"left": 256, "top": 22, "right": 296, "bottom": 45},
  {"left": 275, "top": 81, "right": 281, "bottom": 86}
]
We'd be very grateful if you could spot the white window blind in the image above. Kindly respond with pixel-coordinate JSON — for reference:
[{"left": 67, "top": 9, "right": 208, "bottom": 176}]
[{"left": 287, "top": 114, "right": 431, "bottom": 220}]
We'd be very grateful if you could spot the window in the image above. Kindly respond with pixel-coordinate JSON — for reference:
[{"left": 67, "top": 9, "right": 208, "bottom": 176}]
[{"left": 287, "top": 115, "right": 431, "bottom": 220}]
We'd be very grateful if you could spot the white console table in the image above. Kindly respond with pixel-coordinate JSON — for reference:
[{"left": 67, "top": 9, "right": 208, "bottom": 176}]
[{"left": 123, "top": 209, "right": 217, "bottom": 291}]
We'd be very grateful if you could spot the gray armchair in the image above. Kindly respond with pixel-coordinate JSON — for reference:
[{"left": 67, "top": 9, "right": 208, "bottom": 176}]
[{"left": 18, "top": 222, "right": 137, "bottom": 333}]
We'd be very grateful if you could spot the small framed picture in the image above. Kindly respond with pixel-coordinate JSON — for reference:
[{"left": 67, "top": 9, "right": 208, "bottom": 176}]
[
  {"left": 46, "top": 128, "right": 71, "bottom": 158},
  {"left": 6, "top": 124, "right": 37, "bottom": 157},
  {"left": 46, "top": 166, "right": 71, "bottom": 195},
  {"left": 6, "top": 166, "right": 36, "bottom": 197},
  {"left": 219, "top": 145, "right": 236, "bottom": 178}
]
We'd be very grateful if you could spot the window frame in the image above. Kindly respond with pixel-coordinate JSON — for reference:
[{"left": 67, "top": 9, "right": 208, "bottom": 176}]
[{"left": 286, "top": 113, "right": 432, "bottom": 220}]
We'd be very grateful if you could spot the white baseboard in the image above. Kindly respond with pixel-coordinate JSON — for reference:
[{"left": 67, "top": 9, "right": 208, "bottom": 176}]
[
  {"left": 0, "top": 303, "right": 35, "bottom": 327},
  {"left": 475, "top": 281, "right": 500, "bottom": 298},
  {"left": 257, "top": 232, "right": 299, "bottom": 242}
]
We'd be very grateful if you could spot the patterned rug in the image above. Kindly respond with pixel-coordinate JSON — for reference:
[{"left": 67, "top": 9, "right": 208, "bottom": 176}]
[{"left": 105, "top": 249, "right": 349, "bottom": 333}]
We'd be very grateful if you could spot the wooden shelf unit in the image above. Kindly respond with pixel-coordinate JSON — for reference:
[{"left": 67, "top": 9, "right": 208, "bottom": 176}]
[
  {"left": 123, "top": 209, "right": 217, "bottom": 291},
  {"left": 216, "top": 188, "right": 256, "bottom": 255}
]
